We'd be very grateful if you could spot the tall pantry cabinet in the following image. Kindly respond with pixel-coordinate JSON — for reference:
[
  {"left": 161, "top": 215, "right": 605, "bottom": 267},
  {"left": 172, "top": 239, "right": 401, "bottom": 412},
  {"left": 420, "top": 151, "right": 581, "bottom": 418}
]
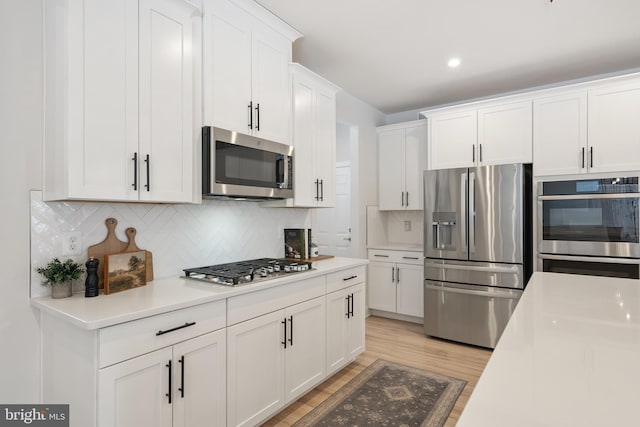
[{"left": 43, "top": 0, "right": 199, "bottom": 203}]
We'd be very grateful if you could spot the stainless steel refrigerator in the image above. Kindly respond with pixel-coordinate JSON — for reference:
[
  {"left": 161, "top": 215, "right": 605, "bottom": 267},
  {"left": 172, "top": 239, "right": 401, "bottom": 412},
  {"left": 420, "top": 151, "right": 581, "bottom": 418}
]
[{"left": 423, "top": 163, "right": 532, "bottom": 348}]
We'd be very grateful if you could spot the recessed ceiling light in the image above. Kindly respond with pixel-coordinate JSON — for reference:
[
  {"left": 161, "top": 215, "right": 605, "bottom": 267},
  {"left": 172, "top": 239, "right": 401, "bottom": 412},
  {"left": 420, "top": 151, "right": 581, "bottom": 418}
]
[{"left": 448, "top": 58, "right": 461, "bottom": 68}]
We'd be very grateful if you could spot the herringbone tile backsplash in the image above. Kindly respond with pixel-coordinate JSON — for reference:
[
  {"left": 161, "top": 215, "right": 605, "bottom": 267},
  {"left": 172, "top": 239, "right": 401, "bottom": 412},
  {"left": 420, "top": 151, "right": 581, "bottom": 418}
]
[{"left": 30, "top": 191, "right": 310, "bottom": 297}]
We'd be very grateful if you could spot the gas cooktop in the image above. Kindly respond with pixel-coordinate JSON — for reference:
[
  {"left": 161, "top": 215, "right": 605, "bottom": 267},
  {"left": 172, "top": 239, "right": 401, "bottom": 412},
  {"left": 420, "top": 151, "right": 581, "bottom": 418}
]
[{"left": 182, "top": 258, "right": 313, "bottom": 286}]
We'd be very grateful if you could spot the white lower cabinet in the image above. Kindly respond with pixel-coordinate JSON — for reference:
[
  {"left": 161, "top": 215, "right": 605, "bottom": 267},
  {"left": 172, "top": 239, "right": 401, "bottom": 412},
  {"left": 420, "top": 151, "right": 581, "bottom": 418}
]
[
  {"left": 326, "top": 282, "right": 366, "bottom": 376},
  {"left": 226, "top": 296, "right": 326, "bottom": 427},
  {"left": 368, "top": 250, "right": 424, "bottom": 319},
  {"left": 98, "top": 330, "right": 226, "bottom": 427}
]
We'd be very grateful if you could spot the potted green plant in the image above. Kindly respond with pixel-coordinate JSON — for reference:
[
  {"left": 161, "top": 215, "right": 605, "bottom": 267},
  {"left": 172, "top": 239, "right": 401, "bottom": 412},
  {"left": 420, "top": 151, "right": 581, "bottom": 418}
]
[{"left": 36, "top": 258, "right": 85, "bottom": 299}]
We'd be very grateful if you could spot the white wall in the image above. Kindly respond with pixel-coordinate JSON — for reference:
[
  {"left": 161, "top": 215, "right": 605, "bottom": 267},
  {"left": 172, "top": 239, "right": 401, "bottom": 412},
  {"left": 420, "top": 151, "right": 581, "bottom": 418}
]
[
  {"left": 0, "top": 0, "right": 43, "bottom": 402},
  {"left": 336, "top": 91, "right": 386, "bottom": 258}
]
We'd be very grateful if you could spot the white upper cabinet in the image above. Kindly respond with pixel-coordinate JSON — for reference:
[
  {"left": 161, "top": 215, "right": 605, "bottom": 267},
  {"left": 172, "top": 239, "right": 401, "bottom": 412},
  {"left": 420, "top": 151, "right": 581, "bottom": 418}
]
[
  {"left": 588, "top": 81, "right": 640, "bottom": 174},
  {"left": 427, "top": 100, "right": 532, "bottom": 170},
  {"left": 43, "top": 0, "right": 198, "bottom": 203},
  {"left": 477, "top": 101, "right": 533, "bottom": 165},
  {"left": 377, "top": 120, "right": 427, "bottom": 211},
  {"left": 428, "top": 109, "right": 478, "bottom": 169},
  {"left": 533, "top": 91, "right": 588, "bottom": 176},
  {"left": 203, "top": 0, "right": 301, "bottom": 144},
  {"left": 290, "top": 64, "right": 340, "bottom": 207},
  {"left": 533, "top": 78, "right": 640, "bottom": 177}
]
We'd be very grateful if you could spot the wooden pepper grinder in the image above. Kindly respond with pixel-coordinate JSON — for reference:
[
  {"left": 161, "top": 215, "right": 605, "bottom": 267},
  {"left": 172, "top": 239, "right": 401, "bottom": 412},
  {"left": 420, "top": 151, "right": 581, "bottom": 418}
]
[{"left": 85, "top": 257, "right": 100, "bottom": 297}]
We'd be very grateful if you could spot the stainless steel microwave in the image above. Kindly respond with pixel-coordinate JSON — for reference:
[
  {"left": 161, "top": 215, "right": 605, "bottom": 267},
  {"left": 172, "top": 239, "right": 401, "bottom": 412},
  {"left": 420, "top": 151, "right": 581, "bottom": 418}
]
[{"left": 202, "top": 127, "right": 294, "bottom": 199}]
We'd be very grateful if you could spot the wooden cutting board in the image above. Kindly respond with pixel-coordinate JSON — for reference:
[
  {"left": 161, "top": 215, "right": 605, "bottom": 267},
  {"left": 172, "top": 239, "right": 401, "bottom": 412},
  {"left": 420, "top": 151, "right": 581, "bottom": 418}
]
[
  {"left": 87, "top": 218, "right": 128, "bottom": 289},
  {"left": 125, "top": 227, "right": 154, "bottom": 282}
]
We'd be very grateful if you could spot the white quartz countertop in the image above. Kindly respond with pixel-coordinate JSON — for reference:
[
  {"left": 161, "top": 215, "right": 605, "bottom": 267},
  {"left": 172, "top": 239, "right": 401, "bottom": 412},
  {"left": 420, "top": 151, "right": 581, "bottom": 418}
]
[
  {"left": 30, "top": 257, "right": 368, "bottom": 330},
  {"left": 457, "top": 272, "right": 640, "bottom": 427}
]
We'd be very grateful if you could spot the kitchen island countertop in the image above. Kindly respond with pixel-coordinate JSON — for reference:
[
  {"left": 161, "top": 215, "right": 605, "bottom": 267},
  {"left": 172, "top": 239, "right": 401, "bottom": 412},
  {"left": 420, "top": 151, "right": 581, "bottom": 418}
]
[
  {"left": 457, "top": 272, "right": 640, "bottom": 427},
  {"left": 30, "top": 256, "right": 368, "bottom": 330}
]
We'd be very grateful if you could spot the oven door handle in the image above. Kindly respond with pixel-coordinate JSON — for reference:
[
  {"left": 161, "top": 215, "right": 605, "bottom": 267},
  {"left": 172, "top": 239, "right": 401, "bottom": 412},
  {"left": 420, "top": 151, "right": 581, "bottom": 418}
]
[
  {"left": 538, "top": 193, "right": 640, "bottom": 201},
  {"left": 424, "top": 261, "right": 520, "bottom": 274},
  {"left": 424, "top": 283, "right": 521, "bottom": 299},
  {"left": 537, "top": 253, "right": 640, "bottom": 265}
]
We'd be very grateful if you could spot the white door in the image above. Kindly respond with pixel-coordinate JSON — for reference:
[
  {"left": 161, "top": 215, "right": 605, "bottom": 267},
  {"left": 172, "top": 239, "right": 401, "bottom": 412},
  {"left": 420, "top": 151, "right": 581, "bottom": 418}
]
[
  {"left": 284, "top": 297, "right": 326, "bottom": 402},
  {"left": 172, "top": 330, "right": 226, "bottom": 427},
  {"left": 227, "top": 311, "right": 285, "bottom": 427},
  {"left": 316, "top": 164, "right": 353, "bottom": 256},
  {"left": 98, "top": 347, "right": 173, "bottom": 427}
]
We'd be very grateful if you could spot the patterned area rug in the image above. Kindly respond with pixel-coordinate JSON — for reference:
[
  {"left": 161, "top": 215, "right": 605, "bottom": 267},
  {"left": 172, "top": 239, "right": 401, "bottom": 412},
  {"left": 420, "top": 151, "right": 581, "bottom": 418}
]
[{"left": 292, "top": 359, "right": 467, "bottom": 427}]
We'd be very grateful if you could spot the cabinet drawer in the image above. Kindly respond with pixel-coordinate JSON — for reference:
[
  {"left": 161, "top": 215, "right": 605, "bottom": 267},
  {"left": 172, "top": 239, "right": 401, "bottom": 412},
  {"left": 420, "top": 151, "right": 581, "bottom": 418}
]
[
  {"left": 368, "top": 249, "right": 423, "bottom": 265},
  {"left": 326, "top": 266, "right": 366, "bottom": 294},
  {"left": 98, "top": 300, "right": 226, "bottom": 368},
  {"left": 227, "top": 275, "right": 326, "bottom": 326}
]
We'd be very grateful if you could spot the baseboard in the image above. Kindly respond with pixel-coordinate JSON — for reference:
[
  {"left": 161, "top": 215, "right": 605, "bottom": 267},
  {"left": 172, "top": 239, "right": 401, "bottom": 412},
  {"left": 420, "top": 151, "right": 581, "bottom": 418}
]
[{"left": 368, "top": 309, "right": 423, "bottom": 325}]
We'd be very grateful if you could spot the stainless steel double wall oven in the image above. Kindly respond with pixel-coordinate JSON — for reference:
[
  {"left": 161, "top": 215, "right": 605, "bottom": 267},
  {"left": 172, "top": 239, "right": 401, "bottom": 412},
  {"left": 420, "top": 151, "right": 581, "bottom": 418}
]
[
  {"left": 538, "top": 176, "right": 640, "bottom": 279},
  {"left": 423, "top": 164, "right": 533, "bottom": 349}
]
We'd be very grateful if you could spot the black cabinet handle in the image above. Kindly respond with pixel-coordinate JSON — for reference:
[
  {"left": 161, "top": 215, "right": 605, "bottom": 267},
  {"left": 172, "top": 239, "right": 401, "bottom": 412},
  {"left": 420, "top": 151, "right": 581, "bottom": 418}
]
[
  {"left": 132, "top": 152, "right": 138, "bottom": 191},
  {"left": 342, "top": 275, "right": 358, "bottom": 281},
  {"left": 392, "top": 267, "right": 395, "bottom": 282},
  {"left": 178, "top": 355, "right": 185, "bottom": 398},
  {"left": 315, "top": 179, "right": 320, "bottom": 201},
  {"left": 248, "top": 101, "right": 253, "bottom": 130},
  {"left": 255, "top": 103, "right": 260, "bottom": 131},
  {"left": 590, "top": 146, "right": 593, "bottom": 168},
  {"left": 405, "top": 192, "right": 409, "bottom": 207},
  {"left": 156, "top": 322, "right": 196, "bottom": 336},
  {"left": 472, "top": 144, "right": 475, "bottom": 162},
  {"left": 581, "top": 147, "right": 585, "bottom": 169},
  {"left": 374, "top": 254, "right": 389, "bottom": 258},
  {"left": 288, "top": 315, "right": 293, "bottom": 346},
  {"left": 281, "top": 318, "right": 287, "bottom": 348},
  {"left": 396, "top": 267, "right": 400, "bottom": 283},
  {"left": 166, "top": 360, "right": 172, "bottom": 404},
  {"left": 479, "top": 144, "right": 483, "bottom": 162},
  {"left": 345, "top": 295, "right": 350, "bottom": 318},
  {"left": 402, "top": 256, "right": 419, "bottom": 260},
  {"left": 348, "top": 294, "right": 354, "bottom": 318},
  {"left": 320, "top": 179, "right": 324, "bottom": 201},
  {"left": 144, "top": 154, "right": 150, "bottom": 191},
  {"left": 401, "top": 192, "right": 404, "bottom": 207}
]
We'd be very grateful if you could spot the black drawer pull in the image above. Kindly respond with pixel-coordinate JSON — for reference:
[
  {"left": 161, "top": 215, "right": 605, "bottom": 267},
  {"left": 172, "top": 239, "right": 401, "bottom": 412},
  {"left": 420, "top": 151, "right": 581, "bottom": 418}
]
[
  {"left": 156, "top": 322, "right": 196, "bottom": 336},
  {"left": 342, "top": 275, "right": 358, "bottom": 281},
  {"left": 374, "top": 254, "right": 389, "bottom": 258},
  {"left": 402, "top": 256, "right": 420, "bottom": 260}
]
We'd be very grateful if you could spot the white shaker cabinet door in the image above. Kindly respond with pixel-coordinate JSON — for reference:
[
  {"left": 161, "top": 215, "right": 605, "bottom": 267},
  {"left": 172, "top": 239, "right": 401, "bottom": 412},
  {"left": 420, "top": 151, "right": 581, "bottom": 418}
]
[
  {"left": 284, "top": 297, "right": 326, "bottom": 403},
  {"left": 396, "top": 263, "right": 424, "bottom": 318},
  {"left": 378, "top": 129, "right": 406, "bottom": 211},
  {"left": 314, "top": 87, "right": 337, "bottom": 207},
  {"left": 404, "top": 124, "right": 427, "bottom": 210},
  {"left": 290, "top": 71, "right": 317, "bottom": 206},
  {"left": 172, "top": 330, "right": 227, "bottom": 427},
  {"left": 227, "top": 310, "right": 285, "bottom": 427},
  {"left": 367, "top": 262, "right": 397, "bottom": 312},
  {"left": 588, "top": 82, "right": 640, "bottom": 174},
  {"left": 98, "top": 347, "right": 173, "bottom": 427},
  {"left": 477, "top": 100, "right": 532, "bottom": 165},
  {"left": 203, "top": 0, "right": 253, "bottom": 134},
  {"left": 138, "top": 0, "right": 196, "bottom": 203},
  {"left": 533, "top": 92, "right": 588, "bottom": 176},
  {"left": 428, "top": 109, "right": 477, "bottom": 170},
  {"left": 251, "top": 24, "right": 292, "bottom": 144},
  {"left": 347, "top": 283, "right": 366, "bottom": 359},
  {"left": 325, "top": 288, "right": 350, "bottom": 376}
]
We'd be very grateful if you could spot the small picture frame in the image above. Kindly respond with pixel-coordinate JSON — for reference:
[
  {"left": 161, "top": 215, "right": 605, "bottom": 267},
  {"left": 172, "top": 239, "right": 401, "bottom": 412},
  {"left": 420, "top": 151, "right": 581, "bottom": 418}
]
[{"left": 104, "top": 250, "right": 147, "bottom": 295}]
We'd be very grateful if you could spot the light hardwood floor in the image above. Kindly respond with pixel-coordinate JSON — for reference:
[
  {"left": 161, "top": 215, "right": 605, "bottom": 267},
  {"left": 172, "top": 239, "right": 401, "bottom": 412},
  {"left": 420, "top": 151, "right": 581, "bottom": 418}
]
[{"left": 262, "top": 315, "right": 493, "bottom": 426}]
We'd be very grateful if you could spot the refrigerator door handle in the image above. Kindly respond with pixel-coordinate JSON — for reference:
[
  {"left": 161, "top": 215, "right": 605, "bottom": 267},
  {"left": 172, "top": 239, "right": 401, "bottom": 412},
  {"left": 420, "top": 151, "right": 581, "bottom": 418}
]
[
  {"left": 425, "top": 283, "right": 520, "bottom": 299},
  {"left": 469, "top": 171, "right": 476, "bottom": 253},
  {"left": 424, "top": 261, "right": 520, "bottom": 274},
  {"left": 461, "top": 172, "right": 467, "bottom": 251}
]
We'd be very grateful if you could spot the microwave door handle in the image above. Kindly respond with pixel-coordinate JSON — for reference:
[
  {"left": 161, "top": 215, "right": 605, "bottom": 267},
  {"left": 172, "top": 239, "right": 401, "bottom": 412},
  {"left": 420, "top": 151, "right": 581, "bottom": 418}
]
[
  {"left": 461, "top": 172, "right": 467, "bottom": 251},
  {"left": 469, "top": 171, "right": 476, "bottom": 253}
]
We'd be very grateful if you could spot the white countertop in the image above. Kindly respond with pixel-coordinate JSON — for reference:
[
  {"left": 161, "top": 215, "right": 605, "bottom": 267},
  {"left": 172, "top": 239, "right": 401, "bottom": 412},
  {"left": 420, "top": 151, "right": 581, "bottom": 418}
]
[
  {"left": 30, "top": 257, "right": 368, "bottom": 330},
  {"left": 457, "top": 272, "right": 640, "bottom": 427}
]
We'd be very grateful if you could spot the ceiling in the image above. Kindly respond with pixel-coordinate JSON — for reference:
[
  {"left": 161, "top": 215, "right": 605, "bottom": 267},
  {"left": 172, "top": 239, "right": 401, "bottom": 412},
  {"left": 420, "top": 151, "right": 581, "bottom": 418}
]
[{"left": 256, "top": 0, "right": 640, "bottom": 114}]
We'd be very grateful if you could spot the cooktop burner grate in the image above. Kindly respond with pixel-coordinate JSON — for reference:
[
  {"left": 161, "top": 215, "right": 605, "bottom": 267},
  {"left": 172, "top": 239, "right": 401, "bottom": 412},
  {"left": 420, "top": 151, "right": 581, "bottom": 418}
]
[{"left": 183, "top": 258, "right": 313, "bottom": 286}]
